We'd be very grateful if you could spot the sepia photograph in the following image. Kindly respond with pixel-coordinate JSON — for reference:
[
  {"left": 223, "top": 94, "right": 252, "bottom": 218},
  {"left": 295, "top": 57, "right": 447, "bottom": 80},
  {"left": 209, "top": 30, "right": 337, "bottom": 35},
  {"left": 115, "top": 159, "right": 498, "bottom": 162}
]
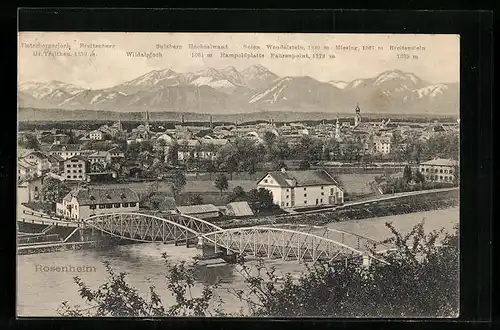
[{"left": 17, "top": 32, "right": 460, "bottom": 318}]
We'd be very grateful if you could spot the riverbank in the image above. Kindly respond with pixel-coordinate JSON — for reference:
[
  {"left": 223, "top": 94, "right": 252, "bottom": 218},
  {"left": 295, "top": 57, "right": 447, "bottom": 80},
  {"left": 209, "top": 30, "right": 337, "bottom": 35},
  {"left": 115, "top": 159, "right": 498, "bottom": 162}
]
[{"left": 218, "top": 189, "right": 459, "bottom": 229}]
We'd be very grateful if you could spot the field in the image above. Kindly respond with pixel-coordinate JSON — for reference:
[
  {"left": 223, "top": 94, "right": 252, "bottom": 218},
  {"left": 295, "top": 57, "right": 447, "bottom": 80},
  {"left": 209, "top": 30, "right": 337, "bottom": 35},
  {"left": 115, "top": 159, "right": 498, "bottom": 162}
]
[
  {"left": 336, "top": 174, "right": 380, "bottom": 196},
  {"left": 98, "top": 180, "right": 256, "bottom": 195},
  {"left": 97, "top": 173, "right": 379, "bottom": 196}
]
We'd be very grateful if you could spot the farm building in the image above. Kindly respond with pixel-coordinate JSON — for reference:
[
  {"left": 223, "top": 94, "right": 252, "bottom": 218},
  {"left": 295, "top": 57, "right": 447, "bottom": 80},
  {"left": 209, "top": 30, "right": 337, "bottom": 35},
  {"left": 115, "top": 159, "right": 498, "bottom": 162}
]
[{"left": 175, "top": 204, "right": 221, "bottom": 219}]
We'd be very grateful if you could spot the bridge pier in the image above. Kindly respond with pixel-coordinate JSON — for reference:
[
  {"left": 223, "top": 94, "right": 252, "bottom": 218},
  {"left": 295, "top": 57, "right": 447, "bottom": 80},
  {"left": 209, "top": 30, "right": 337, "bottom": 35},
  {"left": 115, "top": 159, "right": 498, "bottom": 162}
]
[
  {"left": 196, "top": 236, "right": 204, "bottom": 249},
  {"left": 362, "top": 254, "right": 371, "bottom": 268}
]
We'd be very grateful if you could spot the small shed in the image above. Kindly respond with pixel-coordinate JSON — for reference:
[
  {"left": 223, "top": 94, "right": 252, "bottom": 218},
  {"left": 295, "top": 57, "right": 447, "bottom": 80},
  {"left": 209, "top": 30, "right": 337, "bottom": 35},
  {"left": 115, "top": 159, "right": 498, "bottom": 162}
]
[
  {"left": 226, "top": 201, "right": 254, "bottom": 217},
  {"left": 175, "top": 204, "right": 221, "bottom": 219}
]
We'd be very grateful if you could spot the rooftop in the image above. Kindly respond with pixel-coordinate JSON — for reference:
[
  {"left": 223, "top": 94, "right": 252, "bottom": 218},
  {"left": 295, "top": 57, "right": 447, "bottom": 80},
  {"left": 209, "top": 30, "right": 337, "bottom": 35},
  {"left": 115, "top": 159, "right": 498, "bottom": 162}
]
[
  {"left": 49, "top": 144, "right": 83, "bottom": 152},
  {"left": 176, "top": 204, "right": 220, "bottom": 215},
  {"left": 23, "top": 150, "right": 50, "bottom": 159},
  {"left": 226, "top": 201, "right": 254, "bottom": 217},
  {"left": 63, "top": 187, "right": 139, "bottom": 205},
  {"left": 261, "top": 170, "right": 341, "bottom": 188},
  {"left": 18, "top": 158, "right": 36, "bottom": 169},
  {"left": 420, "top": 158, "right": 459, "bottom": 167},
  {"left": 64, "top": 155, "right": 88, "bottom": 162}
]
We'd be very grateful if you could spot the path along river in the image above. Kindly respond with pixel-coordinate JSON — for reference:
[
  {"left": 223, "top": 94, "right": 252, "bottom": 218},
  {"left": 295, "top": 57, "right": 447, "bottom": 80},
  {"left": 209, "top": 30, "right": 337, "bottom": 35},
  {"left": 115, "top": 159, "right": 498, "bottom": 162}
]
[{"left": 17, "top": 207, "right": 458, "bottom": 316}]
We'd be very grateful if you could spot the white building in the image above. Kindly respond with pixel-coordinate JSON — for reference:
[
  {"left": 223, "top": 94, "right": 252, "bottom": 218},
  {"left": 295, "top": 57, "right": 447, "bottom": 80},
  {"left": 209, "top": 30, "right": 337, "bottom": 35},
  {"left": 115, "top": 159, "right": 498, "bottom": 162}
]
[
  {"left": 419, "top": 158, "right": 458, "bottom": 183},
  {"left": 256, "top": 169, "right": 344, "bottom": 209},
  {"left": 62, "top": 155, "right": 88, "bottom": 181},
  {"left": 107, "top": 147, "right": 125, "bottom": 160},
  {"left": 21, "top": 151, "right": 52, "bottom": 176},
  {"left": 18, "top": 158, "right": 37, "bottom": 181},
  {"left": 374, "top": 136, "right": 391, "bottom": 154},
  {"left": 49, "top": 144, "right": 83, "bottom": 160},
  {"left": 56, "top": 186, "right": 139, "bottom": 220},
  {"left": 89, "top": 130, "right": 104, "bottom": 140}
]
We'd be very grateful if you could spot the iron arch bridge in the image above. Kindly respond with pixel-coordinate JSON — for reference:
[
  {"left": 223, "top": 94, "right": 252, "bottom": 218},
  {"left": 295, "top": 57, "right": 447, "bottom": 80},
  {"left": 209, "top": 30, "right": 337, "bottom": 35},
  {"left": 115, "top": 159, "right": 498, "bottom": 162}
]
[
  {"left": 82, "top": 212, "right": 388, "bottom": 264},
  {"left": 83, "top": 212, "right": 222, "bottom": 245},
  {"left": 201, "top": 226, "right": 388, "bottom": 263},
  {"left": 260, "top": 223, "right": 394, "bottom": 253}
]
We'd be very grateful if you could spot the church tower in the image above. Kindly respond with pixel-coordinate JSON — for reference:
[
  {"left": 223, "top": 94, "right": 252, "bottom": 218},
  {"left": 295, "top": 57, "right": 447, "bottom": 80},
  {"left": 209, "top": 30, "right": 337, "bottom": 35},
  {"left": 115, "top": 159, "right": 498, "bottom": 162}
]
[
  {"left": 144, "top": 110, "right": 150, "bottom": 139},
  {"left": 354, "top": 103, "right": 362, "bottom": 127},
  {"left": 335, "top": 114, "right": 341, "bottom": 140}
]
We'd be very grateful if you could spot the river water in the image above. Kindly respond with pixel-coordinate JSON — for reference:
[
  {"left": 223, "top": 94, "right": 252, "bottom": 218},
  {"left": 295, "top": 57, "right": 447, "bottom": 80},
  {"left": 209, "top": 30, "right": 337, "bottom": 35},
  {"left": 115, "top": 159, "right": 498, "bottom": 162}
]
[{"left": 17, "top": 207, "right": 459, "bottom": 317}]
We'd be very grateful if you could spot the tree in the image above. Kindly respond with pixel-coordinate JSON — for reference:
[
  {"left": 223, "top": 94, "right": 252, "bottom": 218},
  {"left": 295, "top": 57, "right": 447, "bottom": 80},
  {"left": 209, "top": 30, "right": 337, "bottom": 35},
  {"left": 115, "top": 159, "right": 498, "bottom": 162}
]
[
  {"left": 167, "top": 143, "right": 179, "bottom": 165},
  {"left": 169, "top": 170, "right": 186, "bottom": 199},
  {"left": 201, "top": 160, "right": 217, "bottom": 180},
  {"left": 189, "top": 194, "right": 204, "bottom": 205},
  {"left": 18, "top": 133, "right": 40, "bottom": 150},
  {"left": 293, "top": 136, "right": 323, "bottom": 161},
  {"left": 214, "top": 174, "right": 229, "bottom": 196},
  {"left": 126, "top": 141, "right": 141, "bottom": 160},
  {"left": 413, "top": 170, "right": 425, "bottom": 184},
  {"left": 40, "top": 178, "right": 71, "bottom": 204},
  {"left": 276, "top": 138, "right": 291, "bottom": 160},
  {"left": 247, "top": 188, "right": 274, "bottom": 212},
  {"left": 67, "top": 130, "right": 78, "bottom": 144},
  {"left": 403, "top": 165, "right": 413, "bottom": 183},
  {"left": 227, "top": 186, "right": 246, "bottom": 203},
  {"left": 140, "top": 140, "right": 154, "bottom": 153},
  {"left": 263, "top": 131, "right": 277, "bottom": 147},
  {"left": 275, "top": 160, "right": 288, "bottom": 171},
  {"left": 298, "top": 159, "right": 310, "bottom": 170}
]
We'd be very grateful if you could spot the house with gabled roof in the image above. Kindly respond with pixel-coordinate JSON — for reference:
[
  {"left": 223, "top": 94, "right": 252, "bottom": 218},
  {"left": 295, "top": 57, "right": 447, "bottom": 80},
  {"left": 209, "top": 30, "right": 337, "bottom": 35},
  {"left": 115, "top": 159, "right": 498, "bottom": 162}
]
[
  {"left": 49, "top": 144, "right": 83, "bottom": 160},
  {"left": 256, "top": 169, "right": 344, "bottom": 209},
  {"left": 56, "top": 186, "right": 139, "bottom": 220},
  {"left": 21, "top": 150, "right": 51, "bottom": 176},
  {"left": 62, "top": 155, "right": 89, "bottom": 181},
  {"left": 418, "top": 158, "right": 459, "bottom": 183}
]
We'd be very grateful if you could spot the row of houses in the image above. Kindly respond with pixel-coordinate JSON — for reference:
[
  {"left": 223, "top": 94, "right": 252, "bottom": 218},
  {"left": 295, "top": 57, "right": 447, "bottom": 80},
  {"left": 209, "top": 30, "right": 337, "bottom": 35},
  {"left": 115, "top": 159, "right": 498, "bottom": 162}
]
[
  {"left": 54, "top": 184, "right": 257, "bottom": 221},
  {"left": 19, "top": 157, "right": 457, "bottom": 221},
  {"left": 17, "top": 146, "right": 125, "bottom": 183}
]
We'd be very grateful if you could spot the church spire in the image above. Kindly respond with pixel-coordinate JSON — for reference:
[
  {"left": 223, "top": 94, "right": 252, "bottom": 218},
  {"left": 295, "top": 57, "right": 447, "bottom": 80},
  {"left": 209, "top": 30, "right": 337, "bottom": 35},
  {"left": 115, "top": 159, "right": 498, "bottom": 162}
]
[
  {"left": 335, "top": 113, "right": 341, "bottom": 140},
  {"left": 144, "top": 110, "right": 150, "bottom": 139},
  {"left": 354, "top": 103, "right": 361, "bottom": 127}
]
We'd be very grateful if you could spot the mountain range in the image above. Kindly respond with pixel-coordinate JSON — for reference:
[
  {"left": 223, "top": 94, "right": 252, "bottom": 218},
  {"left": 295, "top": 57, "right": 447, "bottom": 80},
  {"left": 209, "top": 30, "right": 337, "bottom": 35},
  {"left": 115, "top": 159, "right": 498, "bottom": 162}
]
[{"left": 18, "top": 65, "right": 459, "bottom": 116}]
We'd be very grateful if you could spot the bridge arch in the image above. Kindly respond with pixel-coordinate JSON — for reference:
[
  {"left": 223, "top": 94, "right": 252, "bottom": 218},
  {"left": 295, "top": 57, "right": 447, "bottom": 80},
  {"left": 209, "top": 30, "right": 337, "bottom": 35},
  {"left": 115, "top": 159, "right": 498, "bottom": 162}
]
[
  {"left": 201, "top": 226, "right": 369, "bottom": 263},
  {"left": 83, "top": 212, "right": 220, "bottom": 244},
  {"left": 261, "top": 223, "right": 393, "bottom": 252}
]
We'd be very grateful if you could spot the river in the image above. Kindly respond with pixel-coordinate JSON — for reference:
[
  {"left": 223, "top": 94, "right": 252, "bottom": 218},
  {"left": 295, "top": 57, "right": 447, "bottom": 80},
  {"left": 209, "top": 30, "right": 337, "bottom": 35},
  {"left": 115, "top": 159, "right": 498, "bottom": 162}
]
[{"left": 17, "top": 207, "right": 459, "bottom": 317}]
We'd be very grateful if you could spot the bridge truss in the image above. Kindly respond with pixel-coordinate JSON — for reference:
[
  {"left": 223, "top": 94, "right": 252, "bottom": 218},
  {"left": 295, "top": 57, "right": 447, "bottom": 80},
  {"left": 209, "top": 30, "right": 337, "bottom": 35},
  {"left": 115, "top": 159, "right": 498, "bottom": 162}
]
[
  {"left": 83, "top": 212, "right": 221, "bottom": 245},
  {"left": 261, "top": 223, "right": 394, "bottom": 253},
  {"left": 82, "top": 212, "right": 388, "bottom": 264},
  {"left": 202, "top": 226, "right": 371, "bottom": 263}
]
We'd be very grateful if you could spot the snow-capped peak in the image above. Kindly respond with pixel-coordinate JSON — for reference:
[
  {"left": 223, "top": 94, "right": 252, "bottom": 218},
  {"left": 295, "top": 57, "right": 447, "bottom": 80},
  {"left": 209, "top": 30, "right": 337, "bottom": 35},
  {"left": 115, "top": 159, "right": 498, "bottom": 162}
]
[
  {"left": 19, "top": 80, "right": 83, "bottom": 99},
  {"left": 414, "top": 84, "right": 449, "bottom": 98},
  {"left": 328, "top": 80, "right": 349, "bottom": 89},
  {"left": 373, "top": 70, "right": 422, "bottom": 88},
  {"left": 122, "top": 68, "right": 179, "bottom": 87},
  {"left": 249, "top": 77, "right": 292, "bottom": 104}
]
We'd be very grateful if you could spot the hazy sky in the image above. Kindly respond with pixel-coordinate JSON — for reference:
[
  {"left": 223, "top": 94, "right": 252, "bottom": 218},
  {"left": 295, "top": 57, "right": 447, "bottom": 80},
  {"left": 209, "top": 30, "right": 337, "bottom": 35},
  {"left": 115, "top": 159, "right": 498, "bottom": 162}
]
[{"left": 18, "top": 32, "right": 459, "bottom": 89}]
